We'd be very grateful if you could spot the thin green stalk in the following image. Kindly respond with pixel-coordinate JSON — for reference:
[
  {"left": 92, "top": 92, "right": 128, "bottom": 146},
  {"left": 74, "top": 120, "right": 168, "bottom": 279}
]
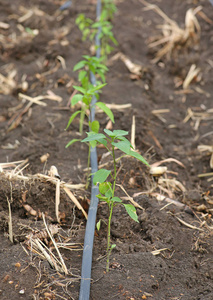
[
  {"left": 106, "top": 144, "right": 117, "bottom": 272},
  {"left": 112, "top": 145, "right": 117, "bottom": 195},
  {"left": 85, "top": 144, "right": 91, "bottom": 189},
  {"left": 106, "top": 202, "right": 114, "bottom": 272},
  {"left": 79, "top": 109, "right": 85, "bottom": 135}
]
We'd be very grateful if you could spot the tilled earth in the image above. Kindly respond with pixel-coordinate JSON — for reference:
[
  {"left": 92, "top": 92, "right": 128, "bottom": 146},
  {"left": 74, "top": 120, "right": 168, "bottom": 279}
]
[{"left": 0, "top": 0, "right": 213, "bottom": 299}]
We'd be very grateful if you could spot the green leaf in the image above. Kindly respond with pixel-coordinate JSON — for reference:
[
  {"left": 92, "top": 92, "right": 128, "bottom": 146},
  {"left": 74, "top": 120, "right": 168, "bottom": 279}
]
[
  {"left": 65, "top": 139, "right": 81, "bottom": 148},
  {"left": 111, "top": 197, "right": 122, "bottom": 203},
  {"left": 93, "top": 169, "right": 111, "bottom": 185},
  {"left": 82, "top": 28, "right": 90, "bottom": 40},
  {"left": 78, "top": 70, "right": 87, "bottom": 82},
  {"left": 99, "top": 182, "right": 112, "bottom": 195},
  {"left": 96, "top": 219, "right": 101, "bottom": 231},
  {"left": 71, "top": 94, "right": 83, "bottom": 106},
  {"left": 112, "top": 141, "right": 150, "bottom": 166},
  {"left": 89, "top": 140, "right": 97, "bottom": 148},
  {"left": 89, "top": 64, "right": 96, "bottom": 74},
  {"left": 113, "top": 130, "right": 129, "bottom": 137},
  {"left": 66, "top": 110, "right": 81, "bottom": 130},
  {"left": 73, "top": 60, "right": 86, "bottom": 71},
  {"left": 81, "top": 132, "right": 106, "bottom": 143},
  {"left": 88, "top": 83, "right": 107, "bottom": 94},
  {"left": 82, "top": 94, "right": 92, "bottom": 106},
  {"left": 81, "top": 55, "right": 89, "bottom": 60},
  {"left": 91, "top": 22, "right": 100, "bottom": 29},
  {"left": 129, "top": 150, "right": 150, "bottom": 167},
  {"left": 90, "top": 120, "right": 100, "bottom": 133},
  {"left": 97, "top": 63, "right": 108, "bottom": 71},
  {"left": 96, "top": 102, "right": 114, "bottom": 123},
  {"left": 105, "top": 189, "right": 112, "bottom": 199},
  {"left": 98, "top": 71, "right": 106, "bottom": 83},
  {"left": 116, "top": 136, "right": 131, "bottom": 145},
  {"left": 123, "top": 204, "right": 139, "bottom": 223},
  {"left": 104, "top": 129, "right": 113, "bottom": 137},
  {"left": 104, "top": 129, "right": 128, "bottom": 138},
  {"left": 96, "top": 138, "right": 107, "bottom": 147},
  {"left": 111, "top": 244, "right": 116, "bottom": 249},
  {"left": 111, "top": 140, "right": 130, "bottom": 153},
  {"left": 109, "top": 35, "right": 118, "bottom": 46},
  {"left": 25, "top": 27, "right": 35, "bottom": 35},
  {"left": 97, "top": 194, "right": 108, "bottom": 201},
  {"left": 81, "top": 76, "right": 89, "bottom": 89},
  {"left": 73, "top": 85, "right": 86, "bottom": 94}
]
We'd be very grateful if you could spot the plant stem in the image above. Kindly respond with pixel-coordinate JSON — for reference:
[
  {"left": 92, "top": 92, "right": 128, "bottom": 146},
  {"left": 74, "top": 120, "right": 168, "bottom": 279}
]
[
  {"left": 106, "top": 202, "right": 114, "bottom": 272},
  {"left": 112, "top": 145, "right": 117, "bottom": 195},
  {"left": 79, "top": 108, "right": 85, "bottom": 135},
  {"left": 85, "top": 144, "right": 91, "bottom": 189},
  {"left": 106, "top": 144, "right": 117, "bottom": 272}
]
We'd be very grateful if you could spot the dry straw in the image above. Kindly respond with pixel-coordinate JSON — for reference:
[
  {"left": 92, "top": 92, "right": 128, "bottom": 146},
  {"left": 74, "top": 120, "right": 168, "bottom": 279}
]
[
  {"left": 140, "top": 0, "right": 204, "bottom": 63},
  {"left": 197, "top": 145, "right": 213, "bottom": 169},
  {"left": 0, "top": 160, "right": 88, "bottom": 221}
]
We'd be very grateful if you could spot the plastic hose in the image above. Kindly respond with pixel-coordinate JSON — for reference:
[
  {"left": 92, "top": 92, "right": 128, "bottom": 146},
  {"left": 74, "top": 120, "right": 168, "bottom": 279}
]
[{"left": 79, "top": 1, "right": 102, "bottom": 299}]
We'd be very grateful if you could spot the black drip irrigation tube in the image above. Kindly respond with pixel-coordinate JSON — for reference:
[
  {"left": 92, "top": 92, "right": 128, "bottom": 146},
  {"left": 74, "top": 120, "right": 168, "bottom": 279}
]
[{"left": 79, "top": 1, "right": 102, "bottom": 299}]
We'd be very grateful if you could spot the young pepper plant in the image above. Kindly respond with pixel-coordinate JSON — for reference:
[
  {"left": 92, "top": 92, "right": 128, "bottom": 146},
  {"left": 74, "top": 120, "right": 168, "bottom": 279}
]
[
  {"left": 66, "top": 55, "right": 114, "bottom": 188},
  {"left": 66, "top": 55, "right": 110, "bottom": 136},
  {"left": 74, "top": 55, "right": 108, "bottom": 85},
  {"left": 102, "top": 0, "right": 117, "bottom": 21},
  {"left": 92, "top": 13, "right": 118, "bottom": 59},
  {"left": 81, "top": 129, "right": 150, "bottom": 271},
  {"left": 76, "top": 10, "right": 118, "bottom": 60}
]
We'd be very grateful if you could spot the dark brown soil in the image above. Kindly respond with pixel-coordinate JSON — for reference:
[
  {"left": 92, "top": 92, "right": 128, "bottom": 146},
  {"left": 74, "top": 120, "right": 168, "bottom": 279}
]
[{"left": 0, "top": 0, "right": 213, "bottom": 299}]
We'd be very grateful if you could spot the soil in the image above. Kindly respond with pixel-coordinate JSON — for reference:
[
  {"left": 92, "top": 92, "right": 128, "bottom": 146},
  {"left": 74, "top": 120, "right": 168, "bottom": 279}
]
[{"left": 0, "top": 0, "right": 213, "bottom": 299}]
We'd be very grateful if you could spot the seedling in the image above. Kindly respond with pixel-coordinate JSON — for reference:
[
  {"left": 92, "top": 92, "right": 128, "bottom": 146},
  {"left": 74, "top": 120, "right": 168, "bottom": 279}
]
[
  {"left": 75, "top": 14, "right": 94, "bottom": 41},
  {"left": 66, "top": 59, "right": 114, "bottom": 186},
  {"left": 76, "top": 9, "right": 118, "bottom": 60},
  {"left": 102, "top": 0, "right": 117, "bottom": 21},
  {"left": 66, "top": 83, "right": 114, "bottom": 187},
  {"left": 82, "top": 129, "right": 149, "bottom": 271},
  {"left": 66, "top": 82, "right": 108, "bottom": 134},
  {"left": 74, "top": 55, "right": 108, "bottom": 85},
  {"left": 92, "top": 15, "right": 118, "bottom": 59},
  {"left": 66, "top": 55, "right": 111, "bottom": 136}
]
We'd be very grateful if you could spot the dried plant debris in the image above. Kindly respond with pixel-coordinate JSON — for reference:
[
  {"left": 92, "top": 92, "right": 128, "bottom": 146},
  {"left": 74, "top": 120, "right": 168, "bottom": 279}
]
[
  {"left": 25, "top": 215, "right": 68, "bottom": 274},
  {"left": 6, "top": 91, "right": 62, "bottom": 132},
  {"left": 108, "top": 52, "right": 143, "bottom": 76},
  {"left": 108, "top": 51, "right": 153, "bottom": 82},
  {"left": 134, "top": 157, "right": 186, "bottom": 200},
  {"left": 198, "top": 145, "right": 213, "bottom": 169},
  {"left": 0, "top": 69, "right": 17, "bottom": 94},
  {"left": 25, "top": 224, "right": 59, "bottom": 244},
  {"left": 182, "top": 64, "right": 201, "bottom": 90},
  {"left": 0, "top": 160, "right": 87, "bottom": 221},
  {"left": 183, "top": 107, "right": 213, "bottom": 130},
  {"left": 140, "top": 1, "right": 206, "bottom": 62}
]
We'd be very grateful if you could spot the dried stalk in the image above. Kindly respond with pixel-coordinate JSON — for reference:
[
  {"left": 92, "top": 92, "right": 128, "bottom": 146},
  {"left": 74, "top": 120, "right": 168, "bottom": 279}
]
[
  {"left": 140, "top": 0, "right": 202, "bottom": 62},
  {"left": 63, "top": 187, "right": 88, "bottom": 219},
  {"left": 42, "top": 214, "right": 68, "bottom": 274},
  {"left": 55, "top": 179, "right": 60, "bottom": 223},
  {"left": 7, "top": 197, "right": 13, "bottom": 243}
]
